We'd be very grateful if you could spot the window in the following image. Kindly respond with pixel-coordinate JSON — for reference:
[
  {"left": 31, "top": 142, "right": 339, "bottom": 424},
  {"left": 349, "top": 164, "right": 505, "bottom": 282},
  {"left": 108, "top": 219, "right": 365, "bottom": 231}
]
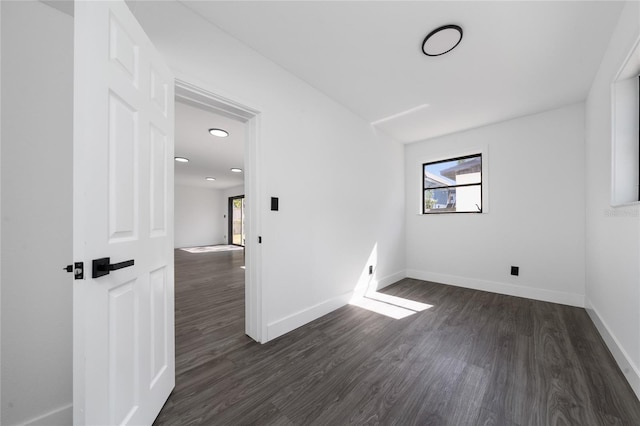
[
  {"left": 228, "top": 195, "right": 245, "bottom": 246},
  {"left": 422, "top": 154, "right": 482, "bottom": 214},
  {"left": 611, "top": 38, "right": 640, "bottom": 206}
]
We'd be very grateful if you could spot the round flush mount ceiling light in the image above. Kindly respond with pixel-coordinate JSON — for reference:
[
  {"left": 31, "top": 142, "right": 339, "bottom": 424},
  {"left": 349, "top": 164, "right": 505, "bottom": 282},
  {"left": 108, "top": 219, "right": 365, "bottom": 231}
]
[
  {"left": 230, "top": 168, "right": 243, "bottom": 173},
  {"left": 422, "top": 24, "right": 463, "bottom": 57},
  {"left": 205, "top": 177, "right": 216, "bottom": 181},
  {"left": 174, "top": 157, "right": 189, "bottom": 163},
  {"left": 209, "top": 128, "right": 229, "bottom": 138}
]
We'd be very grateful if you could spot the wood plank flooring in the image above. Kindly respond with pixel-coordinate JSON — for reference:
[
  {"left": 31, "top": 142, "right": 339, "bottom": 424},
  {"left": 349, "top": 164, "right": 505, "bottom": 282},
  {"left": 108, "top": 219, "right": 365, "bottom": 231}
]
[{"left": 154, "top": 248, "right": 640, "bottom": 425}]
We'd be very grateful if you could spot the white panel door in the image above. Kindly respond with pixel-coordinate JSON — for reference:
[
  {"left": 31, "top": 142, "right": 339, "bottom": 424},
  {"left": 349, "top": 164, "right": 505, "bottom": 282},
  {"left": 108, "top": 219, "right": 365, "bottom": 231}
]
[{"left": 73, "top": 1, "right": 175, "bottom": 424}]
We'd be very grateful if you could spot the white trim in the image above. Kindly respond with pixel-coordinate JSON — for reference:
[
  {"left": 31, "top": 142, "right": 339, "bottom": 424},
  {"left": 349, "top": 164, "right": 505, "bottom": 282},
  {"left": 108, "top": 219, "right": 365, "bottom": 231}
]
[
  {"left": 266, "top": 270, "right": 407, "bottom": 341},
  {"left": 585, "top": 298, "right": 640, "bottom": 400},
  {"left": 373, "top": 270, "right": 407, "bottom": 291},
  {"left": 406, "top": 269, "right": 585, "bottom": 308},
  {"left": 174, "top": 79, "right": 265, "bottom": 343},
  {"left": 0, "top": 2, "right": 3, "bottom": 420},
  {"left": 610, "top": 32, "right": 640, "bottom": 207},
  {"left": 612, "top": 31, "right": 640, "bottom": 82},
  {"left": 23, "top": 404, "right": 73, "bottom": 426},
  {"left": 266, "top": 292, "right": 353, "bottom": 341},
  {"left": 609, "top": 200, "right": 640, "bottom": 209}
]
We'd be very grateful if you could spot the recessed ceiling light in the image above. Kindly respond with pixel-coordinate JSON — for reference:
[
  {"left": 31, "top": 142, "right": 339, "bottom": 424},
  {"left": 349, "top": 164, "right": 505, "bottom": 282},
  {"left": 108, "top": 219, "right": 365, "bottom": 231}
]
[
  {"left": 205, "top": 177, "right": 216, "bottom": 181},
  {"left": 209, "top": 128, "right": 229, "bottom": 138},
  {"left": 422, "top": 25, "right": 463, "bottom": 57},
  {"left": 230, "top": 168, "right": 243, "bottom": 173},
  {"left": 174, "top": 157, "right": 189, "bottom": 163}
]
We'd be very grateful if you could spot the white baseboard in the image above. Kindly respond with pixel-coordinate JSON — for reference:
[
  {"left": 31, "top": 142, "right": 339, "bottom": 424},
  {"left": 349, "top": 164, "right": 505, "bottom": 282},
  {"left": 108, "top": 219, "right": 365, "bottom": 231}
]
[
  {"left": 405, "top": 269, "right": 585, "bottom": 308},
  {"left": 585, "top": 298, "right": 640, "bottom": 400},
  {"left": 373, "top": 270, "right": 407, "bottom": 291},
  {"left": 23, "top": 403, "right": 72, "bottom": 426},
  {"left": 266, "top": 270, "right": 407, "bottom": 342},
  {"left": 266, "top": 292, "right": 353, "bottom": 341}
]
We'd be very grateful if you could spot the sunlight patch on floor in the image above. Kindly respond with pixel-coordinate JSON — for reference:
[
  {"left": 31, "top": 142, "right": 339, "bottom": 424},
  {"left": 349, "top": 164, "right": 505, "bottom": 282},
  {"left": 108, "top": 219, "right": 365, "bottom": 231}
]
[
  {"left": 180, "top": 245, "right": 244, "bottom": 254},
  {"left": 348, "top": 242, "right": 433, "bottom": 319},
  {"left": 350, "top": 291, "right": 433, "bottom": 320}
]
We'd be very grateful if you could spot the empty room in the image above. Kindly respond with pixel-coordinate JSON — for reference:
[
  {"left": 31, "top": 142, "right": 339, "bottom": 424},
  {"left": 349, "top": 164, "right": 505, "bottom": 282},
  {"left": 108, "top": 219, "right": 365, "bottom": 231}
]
[{"left": 1, "top": 1, "right": 639, "bottom": 425}]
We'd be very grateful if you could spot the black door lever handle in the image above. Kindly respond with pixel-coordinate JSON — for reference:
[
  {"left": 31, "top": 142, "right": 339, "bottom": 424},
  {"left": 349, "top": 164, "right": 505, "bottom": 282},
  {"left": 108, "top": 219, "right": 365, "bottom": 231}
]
[
  {"left": 103, "top": 259, "right": 134, "bottom": 271},
  {"left": 92, "top": 257, "right": 135, "bottom": 278}
]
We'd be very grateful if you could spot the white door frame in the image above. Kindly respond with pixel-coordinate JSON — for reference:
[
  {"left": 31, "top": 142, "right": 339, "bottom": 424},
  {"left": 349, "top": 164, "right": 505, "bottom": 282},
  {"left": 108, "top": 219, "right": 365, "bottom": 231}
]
[{"left": 174, "top": 79, "right": 265, "bottom": 343}]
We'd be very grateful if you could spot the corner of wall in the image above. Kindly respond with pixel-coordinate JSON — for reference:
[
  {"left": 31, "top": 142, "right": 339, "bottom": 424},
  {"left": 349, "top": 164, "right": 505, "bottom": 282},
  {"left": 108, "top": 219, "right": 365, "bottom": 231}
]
[
  {"left": 374, "top": 270, "right": 407, "bottom": 292},
  {"left": 406, "top": 269, "right": 585, "bottom": 308},
  {"left": 583, "top": 0, "right": 640, "bottom": 401},
  {"left": 266, "top": 292, "right": 353, "bottom": 341},
  {"left": 585, "top": 298, "right": 640, "bottom": 400},
  {"left": 265, "top": 268, "right": 407, "bottom": 342},
  {"left": 23, "top": 404, "right": 72, "bottom": 426}
]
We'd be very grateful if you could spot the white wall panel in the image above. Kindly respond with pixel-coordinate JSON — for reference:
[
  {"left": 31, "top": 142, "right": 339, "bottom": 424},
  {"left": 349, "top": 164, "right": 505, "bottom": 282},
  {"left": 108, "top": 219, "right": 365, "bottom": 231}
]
[
  {"left": 130, "top": 1, "right": 405, "bottom": 338},
  {"left": 584, "top": 0, "right": 640, "bottom": 398},
  {"left": 174, "top": 185, "right": 225, "bottom": 248},
  {"left": 405, "top": 103, "right": 586, "bottom": 306},
  {"left": 0, "top": 2, "right": 73, "bottom": 424}
]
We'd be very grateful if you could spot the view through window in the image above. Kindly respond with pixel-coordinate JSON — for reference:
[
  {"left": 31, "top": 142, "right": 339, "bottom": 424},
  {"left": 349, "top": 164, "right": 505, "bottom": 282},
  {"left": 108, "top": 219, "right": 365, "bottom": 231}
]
[
  {"left": 229, "top": 195, "right": 245, "bottom": 246},
  {"left": 423, "top": 154, "right": 482, "bottom": 214}
]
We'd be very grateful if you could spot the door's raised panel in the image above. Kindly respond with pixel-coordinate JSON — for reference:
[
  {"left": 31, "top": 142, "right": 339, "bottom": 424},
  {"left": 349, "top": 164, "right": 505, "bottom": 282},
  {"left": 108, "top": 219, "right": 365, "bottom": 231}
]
[
  {"left": 108, "top": 91, "right": 138, "bottom": 242},
  {"left": 149, "top": 124, "right": 167, "bottom": 237},
  {"left": 108, "top": 281, "right": 139, "bottom": 425},
  {"left": 149, "top": 267, "right": 168, "bottom": 388},
  {"left": 109, "top": 14, "right": 139, "bottom": 87},
  {"left": 150, "top": 67, "right": 168, "bottom": 117}
]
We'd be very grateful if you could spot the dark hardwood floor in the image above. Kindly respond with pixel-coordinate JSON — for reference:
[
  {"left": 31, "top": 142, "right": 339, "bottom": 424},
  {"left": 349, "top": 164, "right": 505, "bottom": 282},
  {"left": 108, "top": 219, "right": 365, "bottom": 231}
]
[{"left": 154, "top": 248, "right": 640, "bottom": 425}]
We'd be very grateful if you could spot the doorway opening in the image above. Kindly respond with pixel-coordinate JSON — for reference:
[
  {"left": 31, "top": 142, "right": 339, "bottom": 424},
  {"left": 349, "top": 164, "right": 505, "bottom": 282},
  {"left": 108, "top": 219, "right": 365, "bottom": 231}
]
[
  {"left": 229, "top": 195, "right": 246, "bottom": 246},
  {"left": 174, "top": 80, "right": 263, "bottom": 342}
]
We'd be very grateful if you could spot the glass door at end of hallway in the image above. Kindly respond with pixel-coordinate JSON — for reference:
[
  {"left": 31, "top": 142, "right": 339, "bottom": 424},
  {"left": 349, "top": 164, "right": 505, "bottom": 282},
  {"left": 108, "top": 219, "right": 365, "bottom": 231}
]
[{"left": 229, "top": 195, "right": 245, "bottom": 246}]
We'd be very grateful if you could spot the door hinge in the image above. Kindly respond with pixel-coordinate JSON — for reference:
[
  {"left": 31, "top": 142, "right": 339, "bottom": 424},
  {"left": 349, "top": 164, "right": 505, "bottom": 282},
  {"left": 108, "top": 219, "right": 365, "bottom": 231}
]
[{"left": 63, "top": 262, "right": 84, "bottom": 280}]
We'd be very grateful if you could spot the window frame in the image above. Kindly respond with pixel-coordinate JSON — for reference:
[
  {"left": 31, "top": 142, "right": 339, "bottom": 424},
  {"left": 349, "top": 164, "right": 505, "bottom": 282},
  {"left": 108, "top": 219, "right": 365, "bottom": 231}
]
[
  {"left": 610, "top": 35, "right": 640, "bottom": 207},
  {"left": 422, "top": 153, "right": 483, "bottom": 214}
]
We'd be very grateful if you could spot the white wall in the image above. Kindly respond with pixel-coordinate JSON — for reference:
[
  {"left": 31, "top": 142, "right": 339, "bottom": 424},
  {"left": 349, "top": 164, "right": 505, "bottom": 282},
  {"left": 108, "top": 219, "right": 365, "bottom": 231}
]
[
  {"left": 1, "top": 2, "right": 3, "bottom": 421},
  {"left": 406, "top": 103, "right": 586, "bottom": 307},
  {"left": 584, "top": 0, "right": 640, "bottom": 398},
  {"left": 174, "top": 185, "right": 225, "bottom": 248},
  {"left": 222, "top": 184, "right": 244, "bottom": 202},
  {"left": 130, "top": 1, "right": 406, "bottom": 340},
  {"left": 1, "top": 2, "right": 73, "bottom": 425}
]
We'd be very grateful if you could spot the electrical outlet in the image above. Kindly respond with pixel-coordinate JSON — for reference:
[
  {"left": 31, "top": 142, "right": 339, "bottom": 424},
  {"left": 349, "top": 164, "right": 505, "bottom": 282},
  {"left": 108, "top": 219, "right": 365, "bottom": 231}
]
[
  {"left": 369, "top": 265, "right": 373, "bottom": 275},
  {"left": 511, "top": 266, "right": 519, "bottom": 276}
]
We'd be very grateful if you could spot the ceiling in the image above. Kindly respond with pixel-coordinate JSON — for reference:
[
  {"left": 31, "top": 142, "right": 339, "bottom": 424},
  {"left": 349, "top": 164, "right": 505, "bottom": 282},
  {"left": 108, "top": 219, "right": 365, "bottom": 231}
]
[
  {"left": 179, "top": 0, "right": 624, "bottom": 142},
  {"left": 174, "top": 100, "right": 245, "bottom": 189}
]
